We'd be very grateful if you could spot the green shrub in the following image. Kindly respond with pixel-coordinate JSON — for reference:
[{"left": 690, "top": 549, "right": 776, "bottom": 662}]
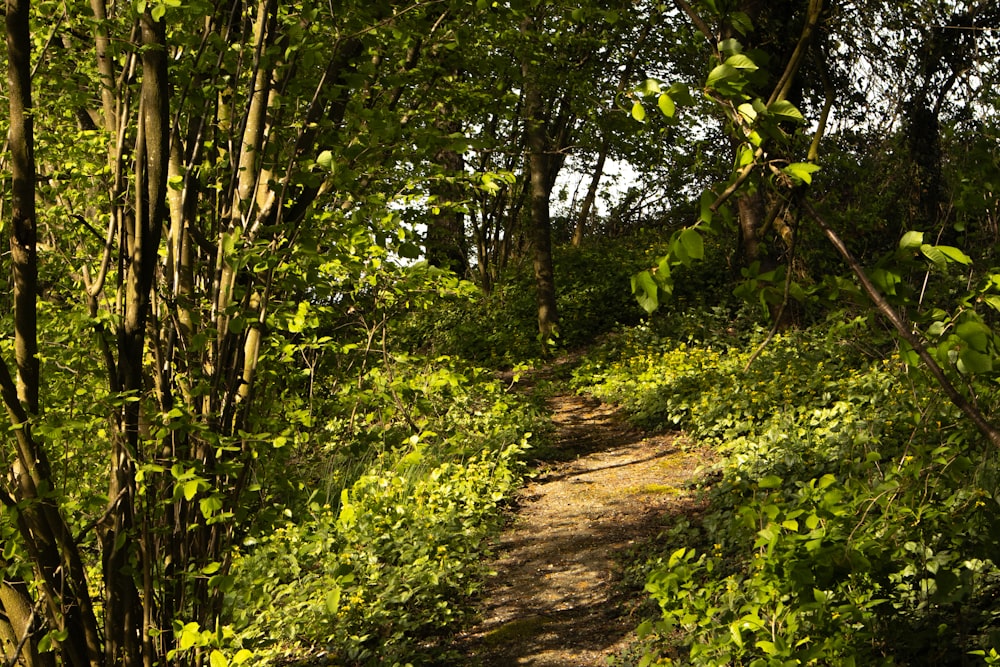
[
  {"left": 226, "top": 355, "right": 543, "bottom": 664},
  {"left": 576, "top": 315, "right": 1000, "bottom": 666}
]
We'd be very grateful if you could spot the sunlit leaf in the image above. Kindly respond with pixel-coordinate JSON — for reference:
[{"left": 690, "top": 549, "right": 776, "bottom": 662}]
[
  {"left": 768, "top": 99, "right": 804, "bottom": 122},
  {"left": 899, "top": 230, "right": 924, "bottom": 249},
  {"left": 920, "top": 243, "right": 947, "bottom": 268},
  {"left": 631, "top": 270, "right": 659, "bottom": 314},
  {"left": 937, "top": 245, "right": 972, "bottom": 265},
  {"left": 782, "top": 162, "right": 821, "bottom": 185},
  {"left": 725, "top": 53, "right": 758, "bottom": 70},
  {"left": 631, "top": 100, "right": 646, "bottom": 122},
  {"left": 657, "top": 94, "right": 675, "bottom": 118},
  {"left": 758, "top": 475, "right": 783, "bottom": 489}
]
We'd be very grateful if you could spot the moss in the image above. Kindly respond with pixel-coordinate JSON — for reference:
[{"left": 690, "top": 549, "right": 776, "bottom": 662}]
[{"left": 627, "top": 483, "right": 681, "bottom": 495}]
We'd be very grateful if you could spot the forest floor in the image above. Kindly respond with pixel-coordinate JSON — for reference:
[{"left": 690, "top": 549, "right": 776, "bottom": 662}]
[{"left": 451, "top": 364, "right": 714, "bottom": 666}]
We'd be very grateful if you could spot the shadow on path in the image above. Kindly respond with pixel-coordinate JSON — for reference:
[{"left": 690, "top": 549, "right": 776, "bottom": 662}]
[{"left": 451, "top": 392, "right": 712, "bottom": 666}]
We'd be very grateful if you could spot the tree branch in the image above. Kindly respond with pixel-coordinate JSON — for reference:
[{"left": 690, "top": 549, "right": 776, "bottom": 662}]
[{"left": 804, "top": 200, "right": 1000, "bottom": 449}]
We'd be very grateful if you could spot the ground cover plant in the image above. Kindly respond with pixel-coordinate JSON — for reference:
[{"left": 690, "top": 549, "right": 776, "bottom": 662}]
[
  {"left": 574, "top": 317, "right": 1000, "bottom": 666},
  {"left": 220, "top": 353, "right": 545, "bottom": 665}
]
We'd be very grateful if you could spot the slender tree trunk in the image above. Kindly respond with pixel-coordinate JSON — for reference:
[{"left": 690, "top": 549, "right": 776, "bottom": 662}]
[
  {"left": 5, "top": 1, "right": 104, "bottom": 664},
  {"left": 7, "top": 0, "right": 38, "bottom": 413},
  {"left": 103, "top": 8, "right": 170, "bottom": 666},
  {"left": 520, "top": 18, "right": 559, "bottom": 349}
]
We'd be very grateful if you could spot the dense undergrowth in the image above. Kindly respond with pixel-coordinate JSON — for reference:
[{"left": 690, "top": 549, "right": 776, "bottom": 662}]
[
  {"left": 573, "top": 316, "right": 1000, "bottom": 666},
  {"left": 214, "top": 224, "right": 1000, "bottom": 666},
  {"left": 221, "top": 352, "right": 547, "bottom": 665}
]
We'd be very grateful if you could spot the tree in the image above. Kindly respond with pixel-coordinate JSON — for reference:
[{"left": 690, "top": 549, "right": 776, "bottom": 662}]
[{"left": 0, "top": 0, "right": 482, "bottom": 663}]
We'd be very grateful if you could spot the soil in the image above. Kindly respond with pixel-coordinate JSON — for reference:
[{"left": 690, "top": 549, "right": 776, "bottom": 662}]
[{"left": 451, "top": 380, "right": 713, "bottom": 666}]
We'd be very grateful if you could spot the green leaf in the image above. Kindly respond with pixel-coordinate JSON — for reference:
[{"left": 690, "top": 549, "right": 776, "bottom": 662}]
[
  {"left": 920, "top": 243, "right": 947, "bottom": 268},
  {"left": 657, "top": 94, "right": 675, "bottom": 118},
  {"left": 325, "top": 586, "right": 342, "bottom": 613},
  {"left": 699, "top": 189, "right": 715, "bottom": 225},
  {"left": 982, "top": 295, "right": 1000, "bottom": 312},
  {"left": 899, "top": 230, "right": 924, "bottom": 249},
  {"left": 718, "top": 38, "right": 742, "bottom": 56},
  {"left": 398, "top": 242, "right": 421, "bottom": 260},
  {"left": 958, "top": 348, "right": 993, "bottom": 374},
  {"left": 232, "top": 650, "right": 253, "bottom": 665},
  {"left": 937, "top": 245, "right": 972, "bottom": 265},
  {"left": 631, "top": 270, "right": 659, "bottom": 314},
  {"left": 631, "top": 101, "right": 646, "bottom": 122},
  {"left": 730, "top": 10, "right": 754, "bottom": 35},
  {"left": 956, "top": 320, "right": 991, "bottom": 352},
  {"left": 209, "top": 650, "right": 228, "bottom": 667},
  {"left": 638, "top": 78, "right": 661, "bottom": 95},
  {"left": 316, "top": 149, "right": 333, "bottom": 170},
  {"left": 182, "top": 479, "right": 200, "bottom": 501},
  {"left": 768, "top": 100, "right": 804, "bottom": 123},
  {"left": 706, "top": 63, "right": 739, "bottom": 89},
  {"left": 666, "top": 82, "right": 695, "bottom": 105},
  {"left": 737, "top": 103, "right": 757, "bottom": 122},
  {"left": 724, "top": 53, "right": 758, "bottom": 70},
  {"left": 679, "top": 229, "right": 704, "bottom": 261},
  {"left": 758, "top": 475, "right": 783, "bottom": 489},
  {"left": 782, "top": 162, "right": 821, "bottom": 185}
]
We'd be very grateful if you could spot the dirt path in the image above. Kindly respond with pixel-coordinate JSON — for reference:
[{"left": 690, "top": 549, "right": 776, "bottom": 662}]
[{"left": 454, "top": 392, "right": 710, "bottom": 666}]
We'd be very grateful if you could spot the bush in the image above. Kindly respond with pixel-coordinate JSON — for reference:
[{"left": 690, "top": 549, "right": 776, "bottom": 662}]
[
  {"left": 576, "top": 314, "right": 1000, "bottom": 666},
  {"left": 226, "top": 355, "right": 543, "bottom": 664}
]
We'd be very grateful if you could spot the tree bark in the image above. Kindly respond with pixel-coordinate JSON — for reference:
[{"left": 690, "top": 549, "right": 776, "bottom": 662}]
[
  {"left": 520, "top": 16, "right": 559, "bottom": 350},
  {"left": 7, "top": 0, "right": 38, "bottom": 414}
]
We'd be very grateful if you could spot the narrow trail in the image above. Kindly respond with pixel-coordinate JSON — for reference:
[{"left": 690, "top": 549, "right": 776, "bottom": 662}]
[{"left": 454, "top": 391, "right": 711, "bottom": 666}]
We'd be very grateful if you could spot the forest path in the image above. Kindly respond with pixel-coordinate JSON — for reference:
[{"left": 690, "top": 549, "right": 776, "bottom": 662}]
[{"left": 454, "top": 384, "right": 711, "bottom": 666}]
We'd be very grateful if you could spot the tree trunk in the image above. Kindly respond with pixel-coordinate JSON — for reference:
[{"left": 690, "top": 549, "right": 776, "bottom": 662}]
[
  {"left": 427, "top": 120, "right": 469, "bottom": 274},
  {"left": 5, "top": 1, "right": 104, "bottom": 663},
  {"left": 520, "top": 17, "right": 559, "bottom": 350}
]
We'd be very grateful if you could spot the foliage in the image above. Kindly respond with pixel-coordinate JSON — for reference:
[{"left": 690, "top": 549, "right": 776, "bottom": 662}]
[
  {"left": 397, "top": 235, "right": 668, "bottom": 364},
  {"left": 225, "top": 355, "right": 543, "bottom": 664},
  {"left": 575, "top": 316, "right": 1000, "bottom": 665}
]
